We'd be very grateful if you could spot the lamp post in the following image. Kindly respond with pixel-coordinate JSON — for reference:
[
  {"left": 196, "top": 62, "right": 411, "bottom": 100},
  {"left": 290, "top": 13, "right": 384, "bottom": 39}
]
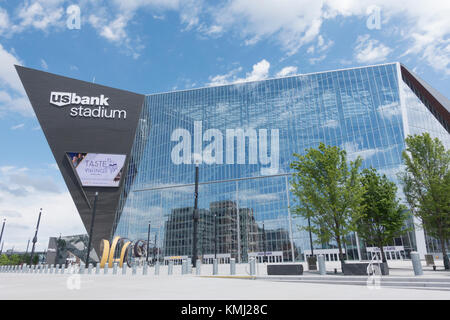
[
  {"left": 262, "top": 221, "right": 267, "bottom": 263},
  {"left": 146, "top": 221, "right": 151, "bottom": 263},
  {"left": 85, "top": 192, "right": 98, "bottom": 266},
  {"left": 214, "top": 212, "right": 217, "bottom": 259},
  {"left": 192, "top": 155, "right": 200, "bottom": 268},
  {"left": 153, "top": 233, "right": 157, "bottom": 264},
  {"left": 0, "top": 219, "right": 5, "bottom": 250},
  {"left": 29, "top": 209, "right": 42, "bottom": 265}
]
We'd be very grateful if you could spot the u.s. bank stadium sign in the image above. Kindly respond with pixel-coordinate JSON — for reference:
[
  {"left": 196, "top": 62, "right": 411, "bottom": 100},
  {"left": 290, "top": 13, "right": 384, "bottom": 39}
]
[{"left": 50, "top": 91, "right": 127, "bottom": 120}]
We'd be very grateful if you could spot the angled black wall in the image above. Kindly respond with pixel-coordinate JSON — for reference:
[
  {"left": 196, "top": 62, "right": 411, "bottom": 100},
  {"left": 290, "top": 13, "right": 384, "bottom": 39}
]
[{"left": 16, "top": 65, "right": 145, "bottom": 257}]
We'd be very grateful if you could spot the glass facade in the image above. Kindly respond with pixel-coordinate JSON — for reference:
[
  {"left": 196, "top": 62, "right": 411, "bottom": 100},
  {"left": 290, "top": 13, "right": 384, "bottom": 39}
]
[{"left": 112, "top": 62, "right": 449, "bottom": 263}]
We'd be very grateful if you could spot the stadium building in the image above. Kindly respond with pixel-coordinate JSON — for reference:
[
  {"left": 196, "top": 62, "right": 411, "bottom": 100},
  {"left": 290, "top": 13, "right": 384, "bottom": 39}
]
[{"left": 16, "top": 62, "right": 450, "bottom": 264}]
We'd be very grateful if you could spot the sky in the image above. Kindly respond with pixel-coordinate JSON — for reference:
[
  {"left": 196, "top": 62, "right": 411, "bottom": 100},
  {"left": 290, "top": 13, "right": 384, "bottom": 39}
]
[{"left": 0, "top": 0, "right": 449, "bottom": 252}]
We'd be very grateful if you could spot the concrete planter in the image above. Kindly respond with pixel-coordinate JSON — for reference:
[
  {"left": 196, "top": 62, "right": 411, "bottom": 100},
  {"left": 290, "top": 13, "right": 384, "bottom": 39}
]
[
  {"left": 342, "top": 262, "right": 389, "bottom": 276},
  {"left": 267, "top": 264, "right": 303, "bottom": 275}
]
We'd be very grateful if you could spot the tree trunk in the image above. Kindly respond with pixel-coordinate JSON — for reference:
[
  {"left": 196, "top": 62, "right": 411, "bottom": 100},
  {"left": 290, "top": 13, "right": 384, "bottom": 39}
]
[
  {"left": 440, "top": 234, "right": 449, "bottom": 270},
  {"left": 378, "top": 240, "right": 388, "bottom": 267},
  {"left": 336, "top": 236, "right": 345, "bottom": 269}
]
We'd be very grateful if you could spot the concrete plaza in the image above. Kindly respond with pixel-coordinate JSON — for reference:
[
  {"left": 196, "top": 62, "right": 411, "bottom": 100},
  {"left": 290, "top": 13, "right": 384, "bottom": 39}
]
[{"left": 1, "top": 260, "right": 449, "bottom": 300}]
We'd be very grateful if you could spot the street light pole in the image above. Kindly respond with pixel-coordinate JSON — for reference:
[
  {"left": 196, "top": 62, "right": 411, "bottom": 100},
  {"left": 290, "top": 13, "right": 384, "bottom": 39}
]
[
  {"left": 85, "top": 192, "right": 98, "bottom": 266},
  {"left": 29, "top": 209, "right": 42, "bottom": 265},
  {"left": 153, "top": 233, "right": 157, "bottom": 264},
  {"left": 263, "top": 221, "right": 267, "bottom": 263},
  {"left": 192, "top": 159, "right": 200, "bottom": 268},
  {"left": 214, "top": 212, "right": 217, "bottom": 259},
  {"left": 146, "top": 221, "right": 151, "bottom": 263},
  {"left": 308, "top": 215, "right": 314, "bottom": 256},
  {"left": 0, "top": 219, "right": 6, "bottom": 249}
]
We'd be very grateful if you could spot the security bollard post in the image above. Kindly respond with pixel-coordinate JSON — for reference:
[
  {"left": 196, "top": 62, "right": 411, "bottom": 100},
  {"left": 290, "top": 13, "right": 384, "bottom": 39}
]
[
  {"left": 155, "top": 261, "right": 160, "bottom": 275},
  {"left": 55, "top": 264, "right": 59, "bottom": 274},
  {"left": 113, "top": 263, "right": 118, "bottom": 275},
  {"left": 61, "top": 265, "right": 65, "bottom": 274},
  {"left": 122, "top": 263, "right": 127, "bottom": 275},
  {"left": 168, "top": 260, "right": 173, "bottom": 275},
  {"left": 104, "top": 264, "right": 109, "bottom": 275},
  {"left": 182, "top": 259, "right": 187, "bottom": 275},
  {"left": 44, "top": 264, "right": 48, "bottom": 274},
  {"left": 187, "top": 258, "right": 192, "bottom": 274},
  {"left": 132, "top": 262, "right": 137, "bottom": 275},
  {"left": 88, "top": 263, "right": 93, "bottom": 274},
  {"left": 143, "top": 262, "right": 148, "bottom": 275},
  {"left": 79, "top": 264, "right": 85, "bottom": 275},
  {"left": 196, "top": 260, "right": 201, "bottom": 275},
  {"left": 50, "top": 264, "right": 54, "bottom": 274},
  {"left": 249, "top": 258, "right": 256, "bottom": 275},
  {"left": 213, "top": 258, "right": 218, "bottom": 275},
  {"left": 96, "top": 263, "right": 100, "bottom": 275},
  {"left": 411, "top": 252, "right": 423, "bottom": 276},
  {"left": 318, "top": 255, "right": 326, "bottom": 275},
  {"left": 230, "top": 258, "right": 236, "bottom": 275}
]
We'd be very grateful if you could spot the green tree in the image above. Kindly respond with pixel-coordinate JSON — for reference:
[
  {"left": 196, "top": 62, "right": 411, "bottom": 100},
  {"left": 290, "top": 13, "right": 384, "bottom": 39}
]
[
  {"left": 290, "top": 143, "right": 364, "bottom": 266},
  {"left": 0, "top": 254, "right": 10, "bottom": 265},
  {"left": 399, "top": 133, "right": 450, "bottom": 270},
  {"left": 356, "top": 168, "right": 409, "bottom": 266}
]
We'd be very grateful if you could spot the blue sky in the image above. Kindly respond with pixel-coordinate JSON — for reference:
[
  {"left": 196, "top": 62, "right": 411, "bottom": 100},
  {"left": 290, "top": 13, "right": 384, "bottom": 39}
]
[{"left": 0, "top": 0, "right": 449, "bottom": 251}]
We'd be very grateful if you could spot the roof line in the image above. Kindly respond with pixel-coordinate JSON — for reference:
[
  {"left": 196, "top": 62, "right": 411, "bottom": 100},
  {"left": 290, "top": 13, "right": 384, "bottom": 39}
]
[{"left": 145, "top": 62, "right": 399, "bottom": 96}]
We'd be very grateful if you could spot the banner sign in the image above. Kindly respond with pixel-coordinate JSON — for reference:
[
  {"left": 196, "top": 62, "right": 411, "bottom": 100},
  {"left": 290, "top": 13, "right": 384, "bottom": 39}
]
[{"left": 67, "top": 152, "right": 126, "bottom": 187}]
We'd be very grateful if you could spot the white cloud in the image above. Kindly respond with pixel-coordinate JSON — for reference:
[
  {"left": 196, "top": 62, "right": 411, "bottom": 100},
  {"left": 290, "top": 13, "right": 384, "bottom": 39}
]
[
  {"left": 0, "top": 44, "right": 33, "bottom": 118},
  {"left": 10, "top": 123, "right": 25, "bottom": 130},
  {"left": 40, "top": 58, "right": 48, "bottom": 70},
  {"left": 354, "top": 34, "right": 392, "bottom": 63},
  {"left": 15, "top": 1, "right": 65, "bottom": 33},
  {"left": 0, "top": 7, "right": 10, "bottom": 35},
  {"left": 0, "top": 166, "right": 85, "bottom": 252},
  {"left": 213, "top": 0, "right": 324, "bottom": 56},
  {"left": 309, "top": 54, "right": 326, "bottom": 65},
  {"left": 244, "top": 59, "right": 270, "bottom": 82},
  {"left": 207, "top": 59, "right": 270, "bottom": 86},
  {"left": 276, "top": 66, "right": 298, "bottom": 77}
]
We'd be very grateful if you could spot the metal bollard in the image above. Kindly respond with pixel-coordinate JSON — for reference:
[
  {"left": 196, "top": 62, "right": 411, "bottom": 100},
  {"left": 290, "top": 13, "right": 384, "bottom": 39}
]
[
  {"left": 213, "top": 258, "right": 218, "bottom": 275},
  {"left": 155, "top": 261, "right": 160, "bottom": 275},
  {"left": 44, "top": 264, "right": 48, "bottom": 274},
  {"left": 411, "top": 252, "right": 423, "bottom": 276},
  {"left": 143, "top": 262, "right": 148, "bottom": 275},
  {"left": 61, "top": 265, "right": 65, "bottom": 274},
  {"left": 318, "top": 255, "right": 326, "bottom": 275},
  {"left": 88, "top": 263, "right": 93, "bottom": 274},
  {"left": 249, "top": 258, "right": 256, "bottom": 275},
  {"left": 49, "top": 265, "right": 54, "bottom": 274},
  {"left": 113, "top": 263, "right": 118, "bottom": 275},
  {"left": 168, "top": 261, "right": 174, "bottom": 275},
  {"left": 196, "top": 260, "right": 201, "bottom": 275},
  {"left": 96, "top": 263, "right": 100, "bottom": 275},
  {"left": 55, "top": 264, "right": 59, "bottom": 274},
  {"left": 104, "top": 264, "right": 109, "bottom": 275},
  {"left": 187, "top": 258, "right": 192, "bottom": 274},
  {"left": 230, "top": 258, "right": 236, "bottom": 275},
  {"left": 132, "top": 262, "right": 137, "bottom": 275},
  {"left": 182, "top": 259, "right": 187, "bottom": 275},
  {"left": 79, "top": 264, "right": 85, "bottom": 275},
  {"left": 122, "top": 263, "right": 127, "bottom": 275}
]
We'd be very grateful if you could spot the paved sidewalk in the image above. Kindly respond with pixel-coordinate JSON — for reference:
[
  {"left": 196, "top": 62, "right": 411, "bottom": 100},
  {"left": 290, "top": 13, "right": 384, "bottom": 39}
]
[{"left": 1, "top": 273, "right": 449, "bottom": 300}]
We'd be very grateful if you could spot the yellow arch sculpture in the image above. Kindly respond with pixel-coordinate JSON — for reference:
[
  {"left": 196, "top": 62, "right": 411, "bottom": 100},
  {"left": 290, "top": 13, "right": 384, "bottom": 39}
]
[
  {"left": 108, "top": 236, "right": 121, "bottom": 268},
  {"left": 98, "top": 237, "right": 132, "bottom": 268},
  {"left": 99, "top": 239, "right": 110, "bottom": 268},
  {"left": 119, "top": 241, "right": 131, "bottom": 268}
]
